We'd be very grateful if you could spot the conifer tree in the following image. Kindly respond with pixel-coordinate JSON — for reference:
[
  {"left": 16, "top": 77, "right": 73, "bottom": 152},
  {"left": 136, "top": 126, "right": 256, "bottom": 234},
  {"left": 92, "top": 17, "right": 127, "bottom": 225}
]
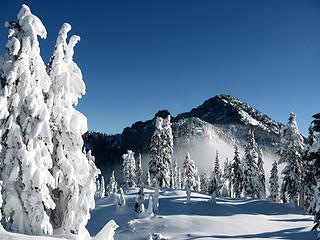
[
  {"left": 162, "top": 115, "right": 173, "bottom": 187},
  {"left": 170, "top": 159, "right": 178, "bottom": 189},
  {"left": 257, "top": 148, "right": 266, "bottom": 199},
  {"left": 177, "top": 167, "right": 182, "bottom": 189},
  {"left": 0, "top": 5, "right": 55, "bottom": 234},
  {"left": 146, "top": 171, "right": 151, "bottom": 187},
  {"left": 200, "top": 173, "right": 210, "bottom": 193},
  {"left": 135, "top": 187, "right": 145, "bottom": 214},
  {"left": 223, "top": 158, "right": 232, "bottom": 197},
  {"left": 183, "top": 152, "right": 196, "bottom": 204},
  {"left": 99, "top": 176, "right": 106, "bottom": 198},
  {"left": 136, "top": 153, "right": 143, "bottom": 187},
  {"left": 213, "top": 151, "right": 222, "bottom": 196},
  {"left": 116, "top": 188, "right": 126, "bottom": 210},
  {"left": 208, "top": 173, "right": 219, "bottom": 203},
  {"left": 230, "top": 145, "right": 243, "bottom": 198},
  {"left": 48, "top": 22, "right": 99, "bottom": 234},
  {"left": 304, "top": 113, "right": 320, "bottom": 212},
  {"left": 279, "top": 113, "right": 304, "bottom": 206},
  {"left": 269, "top": 160, "right": 279, "bottom": 202},
  {"left": 149, "top": 117, "right": 163, "bottom": 187},
  {"left": 122, "top": 150, "right": 136, "bottom": 189},
  {"left": 107, "top": 171, "right": 118, "bottom": 196},
  {"left": 303, "top": 113, "right": 320, "bottom": 230},
  {"left": 242, "top": 131, "right": 259, "bottom": 198}
]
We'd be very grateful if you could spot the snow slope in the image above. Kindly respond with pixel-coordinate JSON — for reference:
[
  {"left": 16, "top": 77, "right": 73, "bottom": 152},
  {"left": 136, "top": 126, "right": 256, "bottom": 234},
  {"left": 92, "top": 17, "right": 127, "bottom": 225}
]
[{"left": 87, "top": 188, "right": 317, "bottom": 240}]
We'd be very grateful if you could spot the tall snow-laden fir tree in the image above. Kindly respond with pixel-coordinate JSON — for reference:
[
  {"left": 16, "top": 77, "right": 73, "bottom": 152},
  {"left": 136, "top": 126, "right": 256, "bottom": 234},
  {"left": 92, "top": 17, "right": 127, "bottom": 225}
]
[
  {"left": 177, "top": 167, "right": 182, "bottom": 189},
  {"left": 230, "top": 145, "right": 243, "bottom": 198},
  {"left": 257, "top": 148, "right": 266, "bottom": 199},
  {"left": 161, "top": 115, "right": 173, "bottom": 188},
  {"left": 149, "top": 115, "right": 173, "bottom": 188},
  {"left": 279, "top": 112, "right": 304, "bottom": 207},
  {"left": 223, "top": 158, "right": 232, "bottom": 197},
  {"left": 149, "top": 117, "right": 163, "bottom": 187},
  {"left": 304, "top": 113, "right": 320, "bottom": 212},
  {"left": 208, "top": 173, "right": 219, "bottom": 203},
  {"left": 116, "top": 188, "right": 126, "bottom": 210},
  {"left": 183, "top": 152, "right": 197, "bottom": 204},
  {"left": 122, "top": 150, "right": 136, "bottom": 188},
  {"left": 146, "top": 171, "right": 151, "bottom": 187},
  {"left": 135, "top": 187, "right": 145, "bottom": 214},
  {"left": 107, "top": 171, "right": 118, "bottom": 196},
  {"left": 47, "top": 22, "right": 99, "bottom": 234},
  {"left": 242, "top": 130, "right": 259, "bottom": 198},
  {"left": 136, "top": 153, "right": 143, "bottom": 187},
  {"left": 99, "top": 176, "right": 106, "bottom": 198},
  {"left": 269, "top": 160, "right": 279, "bottom": 202},
  {"left": 0, "top": 5, "right": 56, "bottom": 235},
  {"left": 303, "top": 113, "right": 320, "bottom": 230},
  {"left": 213, "top": 151, "right": 222, "bottom": 196},
  {"left": 170, "top": 159, "right": 178, "bottom": 189},
  {"left": 200, "top": 172, "right": 210, "bottom": 193}
]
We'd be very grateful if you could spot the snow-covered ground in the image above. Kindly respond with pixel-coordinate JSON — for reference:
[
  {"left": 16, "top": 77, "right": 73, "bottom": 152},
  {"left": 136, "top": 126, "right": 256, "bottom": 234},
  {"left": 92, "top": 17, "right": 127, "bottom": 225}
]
[
  {"left": 0, "top": 188, "right": 316, "bottom": 240},
  {"left": 87, "top": 188, "right": 317, "bottom": 240}
]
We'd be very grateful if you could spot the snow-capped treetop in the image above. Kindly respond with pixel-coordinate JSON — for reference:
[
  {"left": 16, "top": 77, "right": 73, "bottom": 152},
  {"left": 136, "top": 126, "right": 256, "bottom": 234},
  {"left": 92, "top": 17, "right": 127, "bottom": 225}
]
[
  {"left": 279, "top": 112, "right": 304, "bottom": 163},
  {"left": 18, "top": 5, "right": 47, "bottom": 40},
  {"left": 48, "top": 22, "right": 85, "bottom": 108}
]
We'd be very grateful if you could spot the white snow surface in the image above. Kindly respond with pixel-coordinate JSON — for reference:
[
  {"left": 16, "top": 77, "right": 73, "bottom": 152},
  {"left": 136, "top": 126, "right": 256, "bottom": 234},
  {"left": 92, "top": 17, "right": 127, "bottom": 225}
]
[
  {"left": 88, "top": 188, "right": 316, "bottom": 240},
  {"left": 0, "top": 188, "right": 317, "bottom": 239}
]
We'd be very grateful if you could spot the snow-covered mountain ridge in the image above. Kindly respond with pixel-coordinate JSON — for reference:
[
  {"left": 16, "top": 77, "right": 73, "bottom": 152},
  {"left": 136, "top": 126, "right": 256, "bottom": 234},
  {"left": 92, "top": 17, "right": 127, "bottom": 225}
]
[
  {"left": 84, "top": 94, "right": 283, "bottom": 179},
  {"left": 176, "top": 94, "right": 282, "bottom": 134}
]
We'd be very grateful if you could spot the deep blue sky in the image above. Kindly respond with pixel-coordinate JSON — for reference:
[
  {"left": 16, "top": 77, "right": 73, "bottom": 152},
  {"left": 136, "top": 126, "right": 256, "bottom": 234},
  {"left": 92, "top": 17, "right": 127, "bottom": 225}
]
[{"left": 2, "top": 1, "right": 320, "bottom": 134}]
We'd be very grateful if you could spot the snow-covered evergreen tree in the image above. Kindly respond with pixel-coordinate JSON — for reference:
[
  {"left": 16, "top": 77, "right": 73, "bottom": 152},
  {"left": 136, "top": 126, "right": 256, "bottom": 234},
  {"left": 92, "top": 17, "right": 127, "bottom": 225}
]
[
  {"left": 135, "top": 187, "right": 145, "bottom": 214},
  {"left": 303, "top": 113, "right": 320, "bottom": 230},
  {"left": 149, "top": 115, "right": 173, "bottom": 188},
  {"left": 99, "top": 176, "right": 106, "bottom": 198},
  {"left": 107, "top": 171, "right": 118, "bottom": 196},
  {"left": 136, "top": 153, "right": 143, "bottom": 187},
  {"left": 303, "top": 113, "right": 320, "bottom": 212},
  {"left": 47, "top": 21, "right": 99, "bottom": 234},
  {"left": 146, "top": 171, "right": 151, "bottom": 187},
  {"left": 161, "top": 115, "right": 173, "bottom": 188},
  {"left": 279, "top": 113, "right": 304, "bottom": 207},
  {"left": 269, "top": 160, "right": 279, "bottom": 202},
  {"left": 177, "top": 167, "right": 182, "bottom": 189},
  {"left": 242, "top": 131, "right": 259, "bottom": 198},
  {"left": 213, "top": 151, "right": 222, "bottom": 196},
  {"left": 230, "top": 145, "right": 243, "bottom": 198},
  {"left": 122, "top": 150, "right": 136, "bottom": 189},
  {"left": 174, "top": 160, "right": 179, "bottom": 189},
  {"left": 208, "top": 173, "right": 219, "bottom": 203},
  {"left": 116, "top": 188, "right": 126, "bottom": 210},
  {"left": 149, "top": 117, "right": 164, "bottom": 187},
  {"left": 195, "top": 171, "right": 201, "bottom": 192},
  {"left": 200, "top": 172, "right": 210, "bottom": 193},
  {"left": 0, "top": 5, "right": 56, "bottom": 235},
  {"left": 183, "top": 152, "right": 197, "bottom": 204},
  {"left": 223, "top": 158, "right": 232, "bottom": 197},
  {"left": 257, "top": 148, "right": 266, "bottom": 199}
]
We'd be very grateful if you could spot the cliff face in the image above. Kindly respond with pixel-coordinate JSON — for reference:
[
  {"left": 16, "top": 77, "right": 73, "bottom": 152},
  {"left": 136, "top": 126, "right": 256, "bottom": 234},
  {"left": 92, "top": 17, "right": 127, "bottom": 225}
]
[{"left": 84, "top": 94, "right": 282, "bottom": 178}]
